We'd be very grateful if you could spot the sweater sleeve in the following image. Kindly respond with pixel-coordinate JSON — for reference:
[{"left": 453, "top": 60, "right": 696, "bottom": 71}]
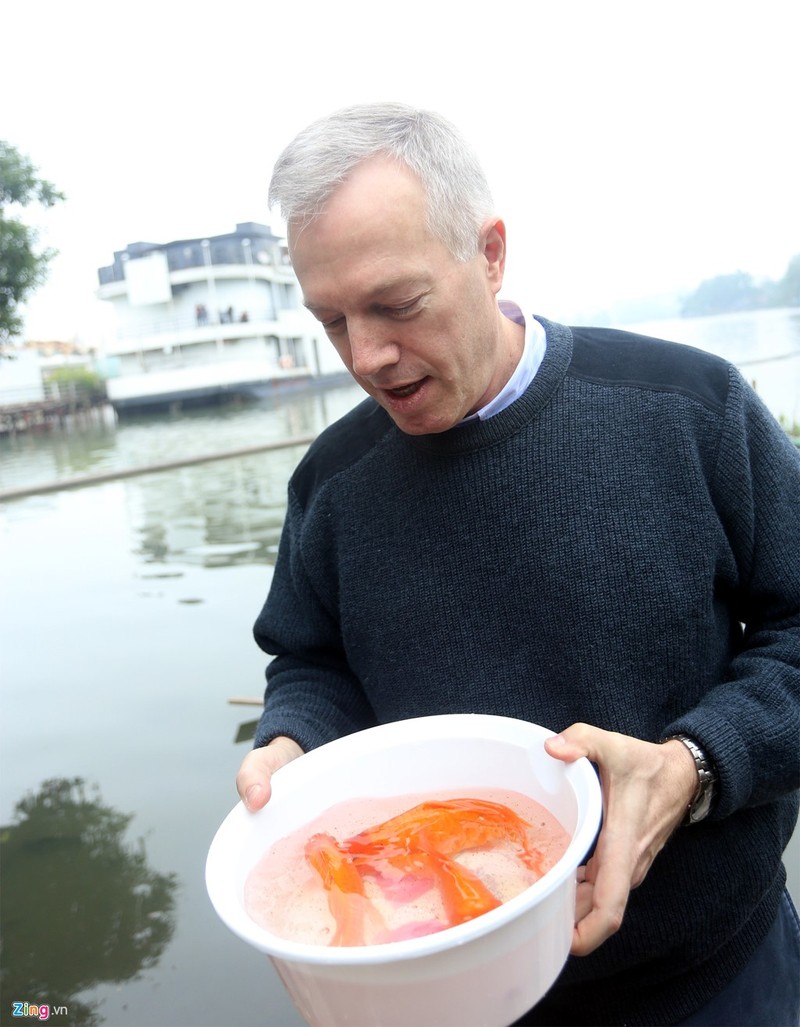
[
  {"left": 664, "top": 368, "right": 800, "bottom": 818},
  {"left": 252, "top": 483, "right": 378, "bottom": 753}
]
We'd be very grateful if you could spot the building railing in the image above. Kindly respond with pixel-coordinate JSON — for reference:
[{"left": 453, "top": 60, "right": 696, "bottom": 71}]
[
  {"left": 103, "top": 306, "right": 297, "bottom": 343},
  {"left": 98, "top": 237, "right": 294, "bottom": 285}
]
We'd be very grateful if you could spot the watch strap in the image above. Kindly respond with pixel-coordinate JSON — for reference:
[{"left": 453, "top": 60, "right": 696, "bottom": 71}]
[{"left": 665, "top": 733, "right": 717, "bottom": 824}]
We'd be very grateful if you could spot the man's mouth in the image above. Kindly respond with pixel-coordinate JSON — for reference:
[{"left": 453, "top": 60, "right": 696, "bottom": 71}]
[{"left": 384, "top": 379, "right": 425, "bottom": 399}]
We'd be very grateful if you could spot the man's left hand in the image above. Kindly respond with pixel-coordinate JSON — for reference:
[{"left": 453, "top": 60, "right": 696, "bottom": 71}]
[{"left": 545, "top": 724, "right": 698, "bottom": 956}]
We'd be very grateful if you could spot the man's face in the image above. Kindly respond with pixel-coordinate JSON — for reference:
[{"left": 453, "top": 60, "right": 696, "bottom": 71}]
[{"left": 289, "top": 157, "right": 513, "bottom": 435}]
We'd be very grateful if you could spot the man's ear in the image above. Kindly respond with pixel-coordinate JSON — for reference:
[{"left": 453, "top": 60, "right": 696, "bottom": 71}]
[{"left": 481, "top": 218, "right": 507, "bottom": 294}]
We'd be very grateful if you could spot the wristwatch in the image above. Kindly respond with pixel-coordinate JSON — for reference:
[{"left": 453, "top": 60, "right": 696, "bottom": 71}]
[{"left": 666, "top": 734, "right": 718, "bottom": 824}]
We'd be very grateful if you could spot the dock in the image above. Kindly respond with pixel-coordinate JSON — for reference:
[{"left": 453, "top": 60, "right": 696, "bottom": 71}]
[{"left": 0, "top": 394, "right": 110, "bottom": 436}]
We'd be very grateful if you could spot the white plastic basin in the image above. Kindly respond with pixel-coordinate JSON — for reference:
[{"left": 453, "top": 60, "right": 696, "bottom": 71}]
[{"left": 206, "top": 714, "right": 601, "bottom": 1027}]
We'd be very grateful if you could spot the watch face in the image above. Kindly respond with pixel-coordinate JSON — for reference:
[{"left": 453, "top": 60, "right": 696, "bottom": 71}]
[
  {"left": 689, "top": 790, "right": 712, "bottom": 823},
  {"left": 688, "top": 763, "right": 716, "bottom": 823}
]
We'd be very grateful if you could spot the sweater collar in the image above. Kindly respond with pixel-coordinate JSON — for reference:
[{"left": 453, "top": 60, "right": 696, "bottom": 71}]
[
  {"left": 405, "top": 317, "right": 574, "bottom": 455},
  {"left": 459, "top": 306, "right": 547, "bottom": 424}
]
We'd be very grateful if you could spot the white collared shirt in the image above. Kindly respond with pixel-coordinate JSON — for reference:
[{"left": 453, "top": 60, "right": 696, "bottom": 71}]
[{"left": 460, "top": 301, "right": 546, "bottom": 423}]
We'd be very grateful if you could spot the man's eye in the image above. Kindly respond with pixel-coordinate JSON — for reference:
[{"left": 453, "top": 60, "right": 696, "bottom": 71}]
[
  {"left": 387, "top": 299, "right": 421, "bottom": 318},
  {"left": 322, "top": 316, "right": 345, "bottom": 331}
]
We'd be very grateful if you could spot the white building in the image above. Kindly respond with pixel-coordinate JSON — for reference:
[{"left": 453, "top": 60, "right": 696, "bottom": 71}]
[
  {"left": 96, "top": 222, "right": 345, "bottom": 412},
  {"left": 0, "top": 349, "right": 45, "bottom": 406}
]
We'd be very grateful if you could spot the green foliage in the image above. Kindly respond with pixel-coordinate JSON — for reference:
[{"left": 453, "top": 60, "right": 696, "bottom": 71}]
[
  {"left": 779, "top": 414, "right": 800, "bottom": 442},
  {"left": 0, "top": 140, "right": 65, "bottom": 344},
  {"left": 46, "top": 365, "right": 107, "bottom": 400},
  {"left": 681, "top": 253, "right": 800, "bottom": 317},
  {"left": 773, "top": 254, "right": 800, "bottom": 308},
  {"left": 0, "top": 778, "right": 177, "bottom": 1025},
  {"left": 681, "top": 271, "right": 760, "bottom": 317}
]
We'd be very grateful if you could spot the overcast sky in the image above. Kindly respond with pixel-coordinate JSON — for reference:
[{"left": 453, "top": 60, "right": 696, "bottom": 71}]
[{"left": 3, "top": 0, "right": 798, "bottom": 343}]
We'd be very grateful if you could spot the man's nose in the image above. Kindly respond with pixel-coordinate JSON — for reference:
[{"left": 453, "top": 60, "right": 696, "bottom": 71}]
[{"left": 347, "top": 319, "right": 399, "bottom": 378}]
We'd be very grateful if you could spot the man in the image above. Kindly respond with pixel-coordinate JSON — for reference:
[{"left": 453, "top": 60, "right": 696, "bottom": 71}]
[{"left": 236, "top": 103, "right": 800, "bottom": 1025}]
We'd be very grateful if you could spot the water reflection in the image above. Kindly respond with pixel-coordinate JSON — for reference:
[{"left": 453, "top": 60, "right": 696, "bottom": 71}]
[
  {"left": 129, "top": 447, "right": 301, "bottom": 568},
  {"left": 0, "top": 778, "right": 177, "bottom": 1026},
  {"left": 0, "top": 408, "right": 119, "bottom": 489},
  {"left": 0, "top": 382, "right": 363, "bottom": 494},
  {"left": 234, "top": 719, "right": 259, "bottom": 744}
]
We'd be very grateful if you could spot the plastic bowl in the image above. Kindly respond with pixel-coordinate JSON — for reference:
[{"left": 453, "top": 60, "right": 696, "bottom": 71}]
[{"left": 206, "top": 714, "right": 601, "bottom": 1027}]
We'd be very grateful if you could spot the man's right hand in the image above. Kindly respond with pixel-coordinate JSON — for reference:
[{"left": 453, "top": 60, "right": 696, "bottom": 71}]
[{"left": 236, "top": 736, "right": 304, "bottom": 812}]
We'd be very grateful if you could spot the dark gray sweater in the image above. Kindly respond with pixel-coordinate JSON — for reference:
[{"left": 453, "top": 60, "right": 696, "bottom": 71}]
[{"left": 253, "top": 317, "right": 800, "bottom": 1025}]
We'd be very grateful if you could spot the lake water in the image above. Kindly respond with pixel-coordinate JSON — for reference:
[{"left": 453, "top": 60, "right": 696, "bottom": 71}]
[{"left": 1, "top": 310, "right": 798, "bottom": 1027}]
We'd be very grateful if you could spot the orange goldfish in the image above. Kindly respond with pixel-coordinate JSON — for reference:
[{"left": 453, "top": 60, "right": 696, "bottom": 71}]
[{"left": 304, "top": 797, "right": 545, "bottom": 946}]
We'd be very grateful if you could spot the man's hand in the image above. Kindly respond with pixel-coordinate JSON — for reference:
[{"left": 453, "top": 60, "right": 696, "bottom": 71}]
[
  {"left": 236, "top": 736, "right": 304, "bottom": 812},
  {"left": 545, "top": 724, "right": 698, "bottom": 956}
]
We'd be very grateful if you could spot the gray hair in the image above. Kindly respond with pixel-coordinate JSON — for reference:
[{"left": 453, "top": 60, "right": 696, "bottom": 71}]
[{"left": 268, "top": 102, "right": 495, "bottom": 262}]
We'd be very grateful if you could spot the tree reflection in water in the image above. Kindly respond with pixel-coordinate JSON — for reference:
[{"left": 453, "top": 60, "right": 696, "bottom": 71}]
[{"left": 1, "top": 778, "right": 177, "bottom": 1025}]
